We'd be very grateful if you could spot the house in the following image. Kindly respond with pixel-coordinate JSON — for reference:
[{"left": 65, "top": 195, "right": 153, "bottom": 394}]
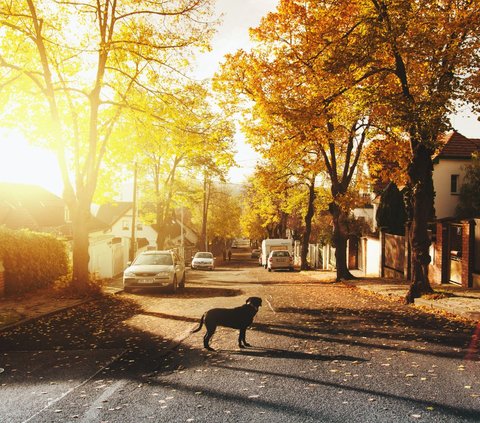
[
  {"left": 95, "top": 202, "right": 154, "bottom": 274},
  {"left": 433, "top": 131, "right": 480, "bottom": 219},
  {"left": 0, "top": 182, "right": 120, "bottom": 280},
  {"left": 152, "top": 211, "right": 199, "bottom": 251},
  {"left": 95, "top": 202, "right": 199, "bottom": 267},
  {"left": 96, "top": 202, "right": 156, "bottom": 248},
  {"left": 0, "top": 182, "right": 67, "bottom": 234},
  {"left": 352, "top": 131, "right": 480, "bottom": 287}
]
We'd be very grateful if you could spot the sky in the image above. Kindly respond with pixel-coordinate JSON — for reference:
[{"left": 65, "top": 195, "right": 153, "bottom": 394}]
[
  {"left": 0, "top": 0, "right": 479, "bottom": 196},
  {"left": 194, "top": 0, "right": 279, "bottom": 185},
  {"left": 0, "top": 0, "right": 279, "bottom": 196}
]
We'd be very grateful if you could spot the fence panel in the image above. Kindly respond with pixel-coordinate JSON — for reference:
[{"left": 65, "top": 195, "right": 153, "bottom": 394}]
[{"left": 384, "top": 233, "right": 405, "bottom": 278}]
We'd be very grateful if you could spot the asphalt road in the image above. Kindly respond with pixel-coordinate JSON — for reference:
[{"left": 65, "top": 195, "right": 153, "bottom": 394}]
[{"left": 1, "top": 250, "right": 479, "bottom": 422}]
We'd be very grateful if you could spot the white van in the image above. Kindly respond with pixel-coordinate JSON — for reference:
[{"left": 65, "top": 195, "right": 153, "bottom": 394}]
[{"left": 261, "top": 239, "right": 293, "bottom": 268}]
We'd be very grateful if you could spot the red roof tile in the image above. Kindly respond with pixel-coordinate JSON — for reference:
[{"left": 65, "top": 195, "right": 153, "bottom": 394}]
[{"left": 437, "top": 131, "right": 480, "bottom": 159}]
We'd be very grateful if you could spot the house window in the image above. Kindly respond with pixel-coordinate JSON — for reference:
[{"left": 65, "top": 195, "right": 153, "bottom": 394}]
[
  {"left": 122, "top": 220, "right": 130, "bottom": 230},
  {"left": 450, "top": 174, "right": 459, "bottom": 194},
  {"left": 136, "top": 223, "right": 143, "bottom": 231}
]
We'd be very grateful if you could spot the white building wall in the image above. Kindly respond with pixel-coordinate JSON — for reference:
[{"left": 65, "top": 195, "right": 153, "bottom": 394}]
[
  {"left": 364, "top": 236, "right": 381, "bottom": 277},
  {"left": 88, "top": 233, "right": 115, "bottom": 279},
  {"left": 353, "top": 206, "right": 376, "bottom": 232},
  {"left": 110, "top": 215, "right": 157, "bottom": 247},
  {"left": 432, "top": 159, "right": 469, "bottom": 219}
]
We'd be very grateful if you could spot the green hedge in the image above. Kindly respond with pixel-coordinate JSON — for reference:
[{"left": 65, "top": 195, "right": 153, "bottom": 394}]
[{"left": 0, "top": 226, "right": 69, "bottom": 295}]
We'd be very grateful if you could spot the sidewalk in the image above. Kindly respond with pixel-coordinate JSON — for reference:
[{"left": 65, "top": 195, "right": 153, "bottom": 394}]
[
  {"left": 0, "top": 284, "right": 122, "bottom": 332},
  {"left": 302, "top": 270, "right": 480, "bottom": 321},
  {"left": 347, "top": 277, "right": 480, "bottom": 321},
  {"left": 1, "top": 275, "right": 479, "bottom": 332}
]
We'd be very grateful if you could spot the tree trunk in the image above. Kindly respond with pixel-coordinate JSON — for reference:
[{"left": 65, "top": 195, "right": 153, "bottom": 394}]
[
  {"left": 405, "top": 144, "right": 435, "bottom": 303},
  {"left": 301, "top": 180, "right": 315, "bottom": 270},
  {"left": 70, "top": 202, "right": 91, "bottom": 293},
  {"left": 330, "top": 202, "right": 355, "bottom": 281}
]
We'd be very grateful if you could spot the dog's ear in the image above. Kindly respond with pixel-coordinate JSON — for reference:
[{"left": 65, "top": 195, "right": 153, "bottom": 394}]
[{"left": 246, "top": 297, "right": 252, "bottom": 304}]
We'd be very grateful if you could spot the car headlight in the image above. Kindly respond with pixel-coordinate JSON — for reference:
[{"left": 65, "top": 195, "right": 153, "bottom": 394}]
[
  {"left": 156, "top": 271, "right": 171, "bottom": 278},
  {"left": 124, "top": 271, "right": 135, "bottom": 277}
]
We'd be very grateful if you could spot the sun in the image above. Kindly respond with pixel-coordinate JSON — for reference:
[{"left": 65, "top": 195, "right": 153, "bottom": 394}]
[{"left": 0, "top": 128, "right": 63, "bottom": 196}]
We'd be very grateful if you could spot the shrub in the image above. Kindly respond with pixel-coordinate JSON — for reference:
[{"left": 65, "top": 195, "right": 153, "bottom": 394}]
[
  {"left": 0, "top": 226, "right": 69, "bottom": 295},
  {"left": 456, "top": 153, "right": 480, "bottom": 218}
]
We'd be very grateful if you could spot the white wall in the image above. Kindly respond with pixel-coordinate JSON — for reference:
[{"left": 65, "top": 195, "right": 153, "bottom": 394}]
[
  {"left": 88, "top": 233, "right": 115, "bottom": 279},
  {"left": 433, "top": 158, "right": 469, "bottom": 219},
  {"left": 353, "top": 206, "right": 376, "bottom": 232},
  {"left": 110, "top": 215, "right": 158, "bottom": 247},
  {"left": 364, "top": 236, "right": 381, "bottom": 277}
]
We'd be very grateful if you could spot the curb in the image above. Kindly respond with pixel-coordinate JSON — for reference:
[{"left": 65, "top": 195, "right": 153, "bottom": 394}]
[
  {"left": 0, "top": 298, "right": 90, "bottom": 332},
  {"left": 414, "top": 298, "right": 480, "bottom": 321},
  {"left": 0, "top": 288, "right": 124, "bottom": 333},
  {"left": 352, "top": 283, "right": 480, "bottom": 322}
]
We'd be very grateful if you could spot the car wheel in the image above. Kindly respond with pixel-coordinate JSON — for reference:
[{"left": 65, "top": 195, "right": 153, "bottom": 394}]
[
  {"left": 179, "top": 272, "right": 186, "bottom": 290},
  {"left": 169, "top": 276, "right": 178, "bottom": 293}
]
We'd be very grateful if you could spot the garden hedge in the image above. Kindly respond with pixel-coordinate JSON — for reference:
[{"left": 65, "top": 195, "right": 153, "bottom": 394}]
[{"left": 0, "top": 226, "right": 69, "bottom": 295}]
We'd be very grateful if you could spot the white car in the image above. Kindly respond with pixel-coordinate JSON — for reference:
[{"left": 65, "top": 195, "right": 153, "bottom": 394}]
[
  {"left": 191, "top": 252, "right": 215, "bottom": 270},
  {"left": 123, "top": 250, "right": 185, "bottom": 293},
  {"left": 267, "top": 250, "right": 294, "bottom": 272}
]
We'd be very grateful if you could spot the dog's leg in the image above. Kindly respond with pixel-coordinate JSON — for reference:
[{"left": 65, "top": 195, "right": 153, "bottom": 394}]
[
  {"left": 204, "top": 326, "right": 216, "bottom": 351},
  {"left": 239, "top": 327, "right": 251, "bottom": 348}
]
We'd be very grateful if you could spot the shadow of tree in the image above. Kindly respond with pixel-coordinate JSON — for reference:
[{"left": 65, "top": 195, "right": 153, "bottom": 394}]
[
  {"left": 225, "top": 347, "right": 365, "bottom": 362},
  {"left": 125, "top": 286, "right": 244, "bottom": 298},
  {"left": 250, "top": 305, "right": 476, "bottom": 360}
]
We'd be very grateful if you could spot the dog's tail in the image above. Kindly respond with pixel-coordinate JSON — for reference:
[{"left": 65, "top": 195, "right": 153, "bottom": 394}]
[{"left": 191, "top": 313, "right": 205, "bottom": 333}]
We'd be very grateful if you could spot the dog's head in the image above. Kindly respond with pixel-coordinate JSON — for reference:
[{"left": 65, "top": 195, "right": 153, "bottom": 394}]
[{"left": 246, "top": 297, "right": 262, "bottom": 309}]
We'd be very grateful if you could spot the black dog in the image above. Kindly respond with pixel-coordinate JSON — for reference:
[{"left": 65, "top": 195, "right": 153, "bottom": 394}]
[{"left": 192, "top": 297, "right": 262, "bottom": 351}]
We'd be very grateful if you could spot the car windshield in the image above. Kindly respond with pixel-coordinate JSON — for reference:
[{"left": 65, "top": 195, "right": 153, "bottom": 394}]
[
  {"left": 133, "top": 253, "right": 172, "bottom": 266},
  {"left": 195, "top": 252, "right": 213, "bottom": 259},
  {"left": 273, "top": 251, "right": 290, "bottom": 257}
]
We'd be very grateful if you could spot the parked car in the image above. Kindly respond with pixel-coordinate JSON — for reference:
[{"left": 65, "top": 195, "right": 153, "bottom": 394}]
[
  {"left": 251, "top": 248, "right": 261, "bottom": 259},
  {"left": 123, "top": 250, "right": 185, "bottom": 293},
  {"left": 191, "top": 251, "right": 215, "bottom": 270},
  {"left": 232, "top": 238, "right": 250, "bottom": 248},
  {"left": 267, "top": 250, "right": 294, "bottom": 272}
]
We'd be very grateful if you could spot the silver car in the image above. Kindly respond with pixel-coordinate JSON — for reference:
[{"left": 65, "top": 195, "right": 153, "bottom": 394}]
[
  {"left": 191, "top": 251, "right": 215, "bottom": 270},
  {"left": 267, "top": 250, "right": 294, "bottom": 272},
  {"left": 123, "top": 250, "right": 185, "bottom": 293}
]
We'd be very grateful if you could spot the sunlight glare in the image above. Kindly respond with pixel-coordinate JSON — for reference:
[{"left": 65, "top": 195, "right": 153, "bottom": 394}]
[{"left": 0, "top": 129, "right": 63, "bottom": 196}]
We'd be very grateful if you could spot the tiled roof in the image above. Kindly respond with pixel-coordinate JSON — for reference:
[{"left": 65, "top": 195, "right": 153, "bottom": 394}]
[
  {"left": 437, "top": 131, "right": 480, "bottom": 159},
  {"left": 0, "top": 182, "right": 65, "bottom": 230},
  {"left": 0, "top": 182, "right": 108, "bottom": 235}
]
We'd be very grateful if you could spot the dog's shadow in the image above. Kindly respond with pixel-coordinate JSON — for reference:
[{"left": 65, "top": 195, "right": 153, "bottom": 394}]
[{"left": 223, "top": 347, "right": 365, "bottom": 362}]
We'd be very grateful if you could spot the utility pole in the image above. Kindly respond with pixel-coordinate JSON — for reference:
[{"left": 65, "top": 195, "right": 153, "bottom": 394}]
[
  {"left": 201, "top": 170, "right": 208, "bottom": 251},
  {"left": 129, "top": 161, "right": 138, "bottom": 261},
  {"left": 180, "top": 206, "right": 184, "bottom": 260}
]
